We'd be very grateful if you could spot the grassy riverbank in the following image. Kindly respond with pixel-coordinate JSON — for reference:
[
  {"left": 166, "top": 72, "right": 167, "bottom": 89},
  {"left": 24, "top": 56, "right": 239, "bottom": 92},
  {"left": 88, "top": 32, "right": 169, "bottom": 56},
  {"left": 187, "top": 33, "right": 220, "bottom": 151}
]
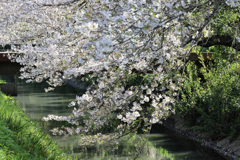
[{"left": 0, "top": 83, "right": 71, "bottom": 160}]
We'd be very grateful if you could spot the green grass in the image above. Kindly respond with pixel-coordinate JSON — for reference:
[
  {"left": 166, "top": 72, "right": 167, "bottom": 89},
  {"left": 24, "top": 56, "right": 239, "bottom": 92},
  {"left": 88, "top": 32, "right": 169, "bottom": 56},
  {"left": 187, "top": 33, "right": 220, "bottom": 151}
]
[
  {"left": 0, "top": 79, "right": 6, "bottom": 84},
  {"left": 0, "top": 91, "right": 72, "bottom": 160}
]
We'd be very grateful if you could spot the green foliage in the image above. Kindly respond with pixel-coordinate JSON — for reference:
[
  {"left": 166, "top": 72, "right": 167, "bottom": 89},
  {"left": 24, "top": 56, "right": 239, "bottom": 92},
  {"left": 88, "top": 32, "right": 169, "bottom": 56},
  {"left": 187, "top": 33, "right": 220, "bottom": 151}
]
[
  {"left": 210, "top": 5, "right": 240, "bottom": 37},
  {"left": 124, "top": 72, "right": 154, "bottom": 89},
  {"left": 83, "top": 71, "right": 154, "bottom": 89},
  {"left": 207, "top": 45, "right": 238, "bottom": 61},
  {"left": 0, "top": 120, "right": 32, "bottom": 159},
  {"left": 84, "top": 73, "right": 99, "bottom": 86},
  {"left": 0, "top": 91, "right": 72, "bottom": 160},
  {"left": 177, "top": 59, "right": 240, "bottom": 141},
  {"left": 0, "top": 79, "right": 6, "bottom": 84}
]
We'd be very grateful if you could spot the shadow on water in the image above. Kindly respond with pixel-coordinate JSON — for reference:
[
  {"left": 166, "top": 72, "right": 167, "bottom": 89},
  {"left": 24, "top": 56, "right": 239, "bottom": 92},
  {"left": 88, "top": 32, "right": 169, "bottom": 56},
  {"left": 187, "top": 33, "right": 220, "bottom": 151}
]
[{"left": 0, "top": 74, "right": 226, "bottom": 160}]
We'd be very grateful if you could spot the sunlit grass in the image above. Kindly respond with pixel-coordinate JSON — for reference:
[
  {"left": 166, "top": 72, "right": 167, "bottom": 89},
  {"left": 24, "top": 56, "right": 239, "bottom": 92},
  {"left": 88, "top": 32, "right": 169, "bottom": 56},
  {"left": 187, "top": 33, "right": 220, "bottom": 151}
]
[
  {"left": 0, "top": 79, "right": 6, "bottom": 84},
  {"left": 0, "top": 91, "right": 72, "bottom": 160}
]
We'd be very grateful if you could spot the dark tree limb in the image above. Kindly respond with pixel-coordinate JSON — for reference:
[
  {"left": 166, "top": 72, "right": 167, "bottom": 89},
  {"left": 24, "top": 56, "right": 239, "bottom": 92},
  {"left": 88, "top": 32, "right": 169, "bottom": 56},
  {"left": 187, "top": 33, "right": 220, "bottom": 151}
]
[
  {"left": 41, "top": 0, "right": 86, "bottom": 7},
  {"left": 197, "top": 34, "right": 240, "bottom": 51}
]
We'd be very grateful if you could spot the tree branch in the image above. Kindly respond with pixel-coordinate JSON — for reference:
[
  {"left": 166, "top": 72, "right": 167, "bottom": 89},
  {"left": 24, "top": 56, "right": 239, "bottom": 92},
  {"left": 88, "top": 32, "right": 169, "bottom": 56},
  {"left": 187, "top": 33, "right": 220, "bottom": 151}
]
[
  {"left": 197, "top": 34, "right": 240, "bottom": 51},
  {"left": 41, "top": 0, "right": 85, "bottom": 7}
]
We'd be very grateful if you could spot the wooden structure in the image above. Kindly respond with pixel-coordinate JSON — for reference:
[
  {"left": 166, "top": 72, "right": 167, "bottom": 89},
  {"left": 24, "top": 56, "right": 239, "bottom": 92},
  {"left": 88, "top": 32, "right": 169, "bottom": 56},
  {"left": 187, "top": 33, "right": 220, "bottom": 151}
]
[
  {"left": 0, "top": 52, "right": 18, "bottom": 62},
  {"left": 0, "top": 53, "right": 10, "bottom": 61},
  {"left": 188, "top": 52, "right": 214, "bottom": 61},
  {"left": 0, "top": 83, "right": 17, "bottom": 96}
]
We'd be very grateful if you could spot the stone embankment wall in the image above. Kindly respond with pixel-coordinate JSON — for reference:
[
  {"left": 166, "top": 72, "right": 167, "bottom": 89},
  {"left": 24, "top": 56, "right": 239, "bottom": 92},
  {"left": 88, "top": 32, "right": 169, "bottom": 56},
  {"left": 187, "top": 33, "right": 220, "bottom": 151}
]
[{"left": 159, "top": 114, "right": 240, "bottom": 160}]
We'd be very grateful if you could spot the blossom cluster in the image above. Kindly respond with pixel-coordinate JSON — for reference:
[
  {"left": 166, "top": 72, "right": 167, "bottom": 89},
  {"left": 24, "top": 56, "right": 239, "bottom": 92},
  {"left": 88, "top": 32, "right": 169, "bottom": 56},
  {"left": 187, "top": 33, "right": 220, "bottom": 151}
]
[{"left": 0, "top": 0, "right": 239, "bottom": 147}]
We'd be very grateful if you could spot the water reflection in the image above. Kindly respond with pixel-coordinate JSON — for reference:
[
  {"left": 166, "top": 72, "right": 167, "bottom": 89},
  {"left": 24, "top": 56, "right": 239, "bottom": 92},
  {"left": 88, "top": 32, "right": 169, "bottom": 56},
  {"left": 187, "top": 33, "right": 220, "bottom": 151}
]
[
  {"left": 56, "top": 133, "right": 224, "bottom": 160},
  {"left": 0, "top": 75, "right": 17, "bottom": 96},
  {"left": 73, "top": 134, "right": 176, "bottom": 160},
  {"left": 52, "top": 134, "right": 176, "bottom": 160},
  {"left": 0, "top": 74, "right": 226, "bottom": 160}
]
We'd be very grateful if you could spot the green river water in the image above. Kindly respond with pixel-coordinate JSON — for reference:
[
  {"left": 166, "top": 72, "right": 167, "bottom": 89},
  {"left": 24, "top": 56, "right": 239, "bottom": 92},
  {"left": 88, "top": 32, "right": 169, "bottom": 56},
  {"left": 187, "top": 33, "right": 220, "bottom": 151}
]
[{"left": 0, "top": 74, "right": 225, "bottom": 160}]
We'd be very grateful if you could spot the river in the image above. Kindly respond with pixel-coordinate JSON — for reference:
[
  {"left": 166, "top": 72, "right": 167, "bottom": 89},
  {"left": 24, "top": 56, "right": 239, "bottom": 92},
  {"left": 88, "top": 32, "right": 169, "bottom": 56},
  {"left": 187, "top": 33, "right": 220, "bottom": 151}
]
[{"left": 0, "top": 74, "right": 225, "bottom": 160}]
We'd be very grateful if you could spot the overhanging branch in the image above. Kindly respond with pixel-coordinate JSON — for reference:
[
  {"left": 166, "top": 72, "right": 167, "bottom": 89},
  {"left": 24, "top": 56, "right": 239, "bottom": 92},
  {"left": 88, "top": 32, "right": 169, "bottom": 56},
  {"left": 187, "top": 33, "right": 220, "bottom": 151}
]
[
  {"left": 41, "top": 0, "right": 86, "bottom": 7},
  {"left": 197, "top": 34, "right": 240, "bottom": 51}
]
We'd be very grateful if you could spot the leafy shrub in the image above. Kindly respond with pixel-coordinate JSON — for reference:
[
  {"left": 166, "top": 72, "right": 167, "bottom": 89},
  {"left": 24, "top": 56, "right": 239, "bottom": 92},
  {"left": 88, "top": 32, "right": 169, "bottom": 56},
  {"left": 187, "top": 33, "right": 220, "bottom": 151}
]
[
  {"left": 0, "top": 91, "right": 72, "bottom": 159},
  {"left": 177, "top": 58, "right": 240, "bottom": 141}
]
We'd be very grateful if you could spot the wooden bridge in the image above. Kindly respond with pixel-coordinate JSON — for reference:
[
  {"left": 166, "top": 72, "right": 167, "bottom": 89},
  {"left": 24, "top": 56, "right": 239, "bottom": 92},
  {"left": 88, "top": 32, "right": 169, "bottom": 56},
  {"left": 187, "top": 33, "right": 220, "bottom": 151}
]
[
  {"left": 188, "top": 52, "right": 214, "bottom": 61},
  {"left": 0, "top": 51, "right": 18, "bottom": 62}
]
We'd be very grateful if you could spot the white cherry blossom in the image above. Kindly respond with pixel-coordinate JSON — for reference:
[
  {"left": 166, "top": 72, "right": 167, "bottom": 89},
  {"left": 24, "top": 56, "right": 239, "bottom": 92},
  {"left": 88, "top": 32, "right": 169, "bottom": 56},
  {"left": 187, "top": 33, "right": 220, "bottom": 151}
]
[{"left": 0, "top": 0, "right": 239, "bottom": 147}]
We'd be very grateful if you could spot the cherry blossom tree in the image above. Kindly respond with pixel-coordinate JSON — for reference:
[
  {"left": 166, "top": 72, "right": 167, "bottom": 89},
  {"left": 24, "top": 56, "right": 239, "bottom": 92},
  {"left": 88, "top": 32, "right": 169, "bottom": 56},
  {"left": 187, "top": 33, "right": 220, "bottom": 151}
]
[{"left": 1, "top": 0, "right": 240, "bottom": 151}]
